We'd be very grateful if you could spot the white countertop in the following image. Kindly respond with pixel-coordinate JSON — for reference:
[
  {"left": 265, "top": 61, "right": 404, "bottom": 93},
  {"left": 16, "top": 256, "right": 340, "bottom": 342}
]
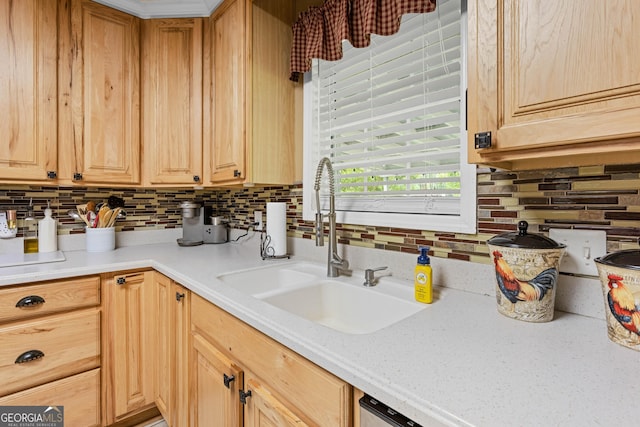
[{"left": 1, "top": 237, "right": 637, "bottom": 426}]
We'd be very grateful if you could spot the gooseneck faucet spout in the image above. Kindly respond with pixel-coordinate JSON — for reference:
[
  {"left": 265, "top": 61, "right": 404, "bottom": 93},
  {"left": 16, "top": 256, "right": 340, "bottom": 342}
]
[{"left": 314, "top": 157, "right": 349, "bottom": 277}]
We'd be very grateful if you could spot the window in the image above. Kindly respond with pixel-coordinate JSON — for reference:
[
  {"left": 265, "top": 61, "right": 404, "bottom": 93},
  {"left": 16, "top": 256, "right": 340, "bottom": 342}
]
[{"left": 303, "top": 0, "right": 475, "bottom": 233}]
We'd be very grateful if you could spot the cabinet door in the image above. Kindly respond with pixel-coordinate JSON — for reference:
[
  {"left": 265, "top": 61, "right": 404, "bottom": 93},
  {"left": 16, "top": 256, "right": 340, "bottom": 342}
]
[
  {"left": 250, "top": 0, "right": 296, "bottom": 185},
  {"left": 173, "top": 282, "right": 190, "bottom": 427},
  {"left": 62, "top": 0, "right": 140, "bottom": 185},
  {"left": 243, "top": 377, "right": 310, "bottom": 427},
  {"left": 203, "top": 0, "right": 247, "bottom": 184},
  {"left": 153, "top": 272, "right": 173, "bottom": 422},
  {"left": 191, "top": 333, "right": 243, "bottom": 427},
  {"left": 468, "top": 0, "right": 640, "bottom": 170},
  {"left": 103, "top": 271, "right": 154, "bottom": 424},
  {"left": 142, "top": 18, "right": 203, "bottom": 186},
  {"left": 153, "top": 273, "right": 190, "bottom": 427},
  {"left": 0, "top": 0, "right": 57, "bottom": 182}
]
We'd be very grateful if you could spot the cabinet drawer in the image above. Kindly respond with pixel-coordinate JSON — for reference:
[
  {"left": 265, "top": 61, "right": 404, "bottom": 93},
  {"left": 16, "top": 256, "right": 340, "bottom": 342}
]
[
  {"left": 0, "top": 276, "right": 100, "bottom": 323},
  {"left": 0, "top": 368, "right": 101, "bottom": 427},
  {"left": 0, "top": 308, "right": 100, "bottom": 396}
]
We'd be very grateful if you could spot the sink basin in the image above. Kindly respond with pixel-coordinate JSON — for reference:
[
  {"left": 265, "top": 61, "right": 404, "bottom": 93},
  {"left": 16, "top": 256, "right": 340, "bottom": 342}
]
[
  {"left": 262, "top": 280, "right": 424, "bottom": 334},
  {"left": 217, "top": 262, "right": 426, "bottom": 334},
  {"left": 217, "top": 262, "right": 322, "bottom": 297}
]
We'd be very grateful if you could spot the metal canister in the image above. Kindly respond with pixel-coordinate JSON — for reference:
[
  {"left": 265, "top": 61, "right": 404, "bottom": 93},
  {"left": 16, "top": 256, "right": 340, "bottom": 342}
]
[{"left": 487, "top": 221, "right": 566, "bottom": 322}]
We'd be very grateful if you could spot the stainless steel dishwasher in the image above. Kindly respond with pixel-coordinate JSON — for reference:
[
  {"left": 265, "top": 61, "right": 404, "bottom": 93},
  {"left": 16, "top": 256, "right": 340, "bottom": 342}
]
[{"left": 359, "top": 394, "right": 423, "bottom": 427}]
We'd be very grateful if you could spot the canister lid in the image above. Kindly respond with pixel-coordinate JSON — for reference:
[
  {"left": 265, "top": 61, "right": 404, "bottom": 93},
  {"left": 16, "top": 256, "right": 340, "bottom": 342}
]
[
  {"left": 595, "top": 249, "right": 640, "bottom": 271},
  {"left": 487, "top": 221, "right": 566, "bottom": 249}
]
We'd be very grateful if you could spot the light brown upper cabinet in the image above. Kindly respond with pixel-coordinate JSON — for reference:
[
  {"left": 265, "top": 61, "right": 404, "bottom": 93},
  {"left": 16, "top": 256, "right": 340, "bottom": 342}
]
[
  {"left": 142, "top": 18, "right": 204, "bottom": 186},
  {"left": 468, "top": 0, "right": 640, "bottom": 170},
  {"left": 59, "top": 0, "right": 141, "bottom": 185},
  {"left": 203, "top": 0, "right": 297, "bottom": 186},
  {"left": 0, "top": 0, "right": 58, "bottom": 182}
]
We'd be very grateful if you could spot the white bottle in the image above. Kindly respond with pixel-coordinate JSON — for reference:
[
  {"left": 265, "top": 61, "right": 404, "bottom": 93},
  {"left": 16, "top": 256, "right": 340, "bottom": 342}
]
[{"left": 38, "top": 202, "right": 57, "bottom": 253}]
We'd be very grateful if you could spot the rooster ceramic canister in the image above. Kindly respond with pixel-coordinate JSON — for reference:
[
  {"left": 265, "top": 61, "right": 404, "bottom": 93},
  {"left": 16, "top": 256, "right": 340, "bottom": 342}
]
[
  {"left": 594, "top": 250, "right": 640, "bottom": 351},
  {"left": 487, "top": 221, "right": 566, "bottom": 322}
]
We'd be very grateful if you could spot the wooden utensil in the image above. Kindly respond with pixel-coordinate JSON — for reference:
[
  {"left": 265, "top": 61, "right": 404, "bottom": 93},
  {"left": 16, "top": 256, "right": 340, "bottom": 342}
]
[
  {"left": 98, "top": 205, "right": 110, "bottom": 228},
  {"left": 107, "top": 207, "right": 121, "bottom": 228},
  {"left": 76, "top": 204, "right": 91, "bottom": 226}
]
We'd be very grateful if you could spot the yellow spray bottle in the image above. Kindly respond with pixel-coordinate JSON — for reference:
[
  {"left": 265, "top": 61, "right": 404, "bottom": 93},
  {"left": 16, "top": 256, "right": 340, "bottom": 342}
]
[{"left": 414, "top": 246, "right": 433, "bottom": 304}]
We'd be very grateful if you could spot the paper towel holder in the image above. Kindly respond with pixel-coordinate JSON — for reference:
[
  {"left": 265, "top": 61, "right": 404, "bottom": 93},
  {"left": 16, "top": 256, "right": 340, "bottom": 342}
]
[{"left": 260, "top": 231, "right": 290, "bottom": 260}]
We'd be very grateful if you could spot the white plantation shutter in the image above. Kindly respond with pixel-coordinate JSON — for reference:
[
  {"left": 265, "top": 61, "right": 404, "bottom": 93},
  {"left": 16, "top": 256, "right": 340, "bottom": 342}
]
[{"left": 304, "top": 0, "right": 476, "bottom": 233}]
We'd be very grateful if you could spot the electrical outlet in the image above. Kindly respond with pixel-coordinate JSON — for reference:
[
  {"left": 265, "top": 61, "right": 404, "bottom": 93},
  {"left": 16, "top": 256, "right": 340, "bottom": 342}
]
[
  {"left": 254, "top": 211, "right": 263, "bottom": 231},
  {"left": 549, "top": 229, "right": 607, "bottom": 276}
]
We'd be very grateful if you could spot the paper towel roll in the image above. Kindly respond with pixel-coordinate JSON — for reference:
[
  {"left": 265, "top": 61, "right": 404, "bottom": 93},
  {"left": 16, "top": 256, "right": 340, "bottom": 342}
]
[{"left": 266, "top": 202, "right": 287, "bottom": 256}]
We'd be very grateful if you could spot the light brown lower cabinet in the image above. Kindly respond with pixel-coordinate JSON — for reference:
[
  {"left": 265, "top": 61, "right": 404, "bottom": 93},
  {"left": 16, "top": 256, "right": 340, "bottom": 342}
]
[
  {"left": 191, "top": 332, "right": 243, "bottom": 426},
  {"left": 244, "top": 376, "right": 309, "bottom": 427},
  {"left": 102, "top": 270, "right": 157, "bottom": 425},
  {"left": 1, "top": 270, "right": 357, "bottom": 427},
  {"left": 152, "top": 272, "right": 190, "bottom": 427},
  {"left": 0, "top": 275, "right": 101, "bottom": 427},
  {"left": 0, "top": 368, "right": 102, "bottom": 427},
  {"left": 190, "top": 293, "right": 353, "bottom": 427}
]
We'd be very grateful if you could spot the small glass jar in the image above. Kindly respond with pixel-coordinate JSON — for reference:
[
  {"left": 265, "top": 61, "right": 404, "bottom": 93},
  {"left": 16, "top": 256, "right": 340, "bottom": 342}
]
[{"left": 23, "top": 204, "right": 38, "bottom": 254}]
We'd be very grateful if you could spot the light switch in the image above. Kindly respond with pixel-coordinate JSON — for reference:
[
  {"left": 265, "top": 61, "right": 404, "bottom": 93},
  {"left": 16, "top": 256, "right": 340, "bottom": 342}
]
[{"left": 549, "top": 229, "right": 607, "bottom": 276}]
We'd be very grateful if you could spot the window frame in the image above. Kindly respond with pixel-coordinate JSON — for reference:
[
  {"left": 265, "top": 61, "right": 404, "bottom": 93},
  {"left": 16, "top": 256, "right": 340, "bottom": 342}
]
[{"left": 302, "top": 0, "right": 476, "bottom": 234}]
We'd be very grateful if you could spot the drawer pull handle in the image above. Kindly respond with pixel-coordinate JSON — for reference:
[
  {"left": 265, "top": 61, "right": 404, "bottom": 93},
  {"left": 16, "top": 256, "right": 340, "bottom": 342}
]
[
  {"left": 15, "top": 349, "right": 45, "bottom": 364},
  {"left": 15, "top": 295, "right": 46, "bottom": 308},
  {"left": 223, "top": 373, "right": 235, "bottom": 388}
]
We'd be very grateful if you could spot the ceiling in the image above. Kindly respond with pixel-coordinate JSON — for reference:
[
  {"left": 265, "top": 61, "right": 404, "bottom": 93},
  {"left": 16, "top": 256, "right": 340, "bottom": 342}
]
[{"left": 92, "top": 0, "right": 224, "bottom": 18}]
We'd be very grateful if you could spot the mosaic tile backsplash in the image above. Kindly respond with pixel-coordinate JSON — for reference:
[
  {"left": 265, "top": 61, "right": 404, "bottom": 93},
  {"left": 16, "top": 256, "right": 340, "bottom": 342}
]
[{"left": 1, "top": 163, "right": 639, "bottom": 264}]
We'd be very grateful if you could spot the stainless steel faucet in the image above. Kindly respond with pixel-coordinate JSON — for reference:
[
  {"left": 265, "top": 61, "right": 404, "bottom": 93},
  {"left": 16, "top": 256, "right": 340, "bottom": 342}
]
[{"left": 314, "top": 157, "right": 349, "bottom": 277}]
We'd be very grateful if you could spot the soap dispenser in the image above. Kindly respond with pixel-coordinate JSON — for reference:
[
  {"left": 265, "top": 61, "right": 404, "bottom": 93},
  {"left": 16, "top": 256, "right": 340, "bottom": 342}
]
[
  {"left": 38, "top": 201, "right": 57, "bottom": 253},
  {"left": 414, "top": 246, "right": 433, "bottom": 304}
]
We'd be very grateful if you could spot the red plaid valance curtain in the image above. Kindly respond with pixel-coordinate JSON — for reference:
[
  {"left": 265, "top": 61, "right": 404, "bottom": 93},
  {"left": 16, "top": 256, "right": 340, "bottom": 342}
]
[{"left": 289, "top": 0, "right": 437, "bottom": 82}]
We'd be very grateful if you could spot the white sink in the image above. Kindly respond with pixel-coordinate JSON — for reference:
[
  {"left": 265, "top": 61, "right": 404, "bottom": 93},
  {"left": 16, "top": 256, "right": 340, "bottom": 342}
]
[
  {"left": 217, "top": 262, "right": 323, "bottom": 298},
  {"left": 217, "top": 262, "right": 426, "bottom": 334},
  {"left": 262, "top": 279, "right": 424, "bottom": 334}
]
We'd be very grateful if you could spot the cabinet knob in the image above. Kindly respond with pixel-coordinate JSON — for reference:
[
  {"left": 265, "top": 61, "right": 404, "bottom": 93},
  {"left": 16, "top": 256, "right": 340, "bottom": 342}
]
[
  {"left": 223, "top": 373, "right": 235, "bottom": 388},
  {"left": 15, "top": 349, "right": 45, "bottom": 364},
  {"left": 176, "top": 292, "right": 185, "bottom": 302},
  {"left": 15, "top": 295, "right": 46, "bottom": 308},
  {"left": 116, "top": 277, "right": 126, "bottom": 285},
  {"left": 239, "top": 389, "right": 252, "bottom": 404},
  {"left": 233, "top": 169, "right": 241, "bottom": 178},
  {"left": 73, "top": 172, "right": 83, "bottom": 181},
  {"left": 193, "top": 175, "right": 200, "bottom": 183},
  {"left": 47, "top": 171, "right": 57, "bottom": 179}
]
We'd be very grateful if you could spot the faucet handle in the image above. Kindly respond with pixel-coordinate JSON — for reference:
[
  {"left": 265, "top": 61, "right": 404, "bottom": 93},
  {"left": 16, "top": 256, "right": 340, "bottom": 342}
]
[
  {"left": 315, "top": 212, "right": 324, "bottom": 246},
  {"left": 363, "top": 266, "right": 388, "bottom": 287}
]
